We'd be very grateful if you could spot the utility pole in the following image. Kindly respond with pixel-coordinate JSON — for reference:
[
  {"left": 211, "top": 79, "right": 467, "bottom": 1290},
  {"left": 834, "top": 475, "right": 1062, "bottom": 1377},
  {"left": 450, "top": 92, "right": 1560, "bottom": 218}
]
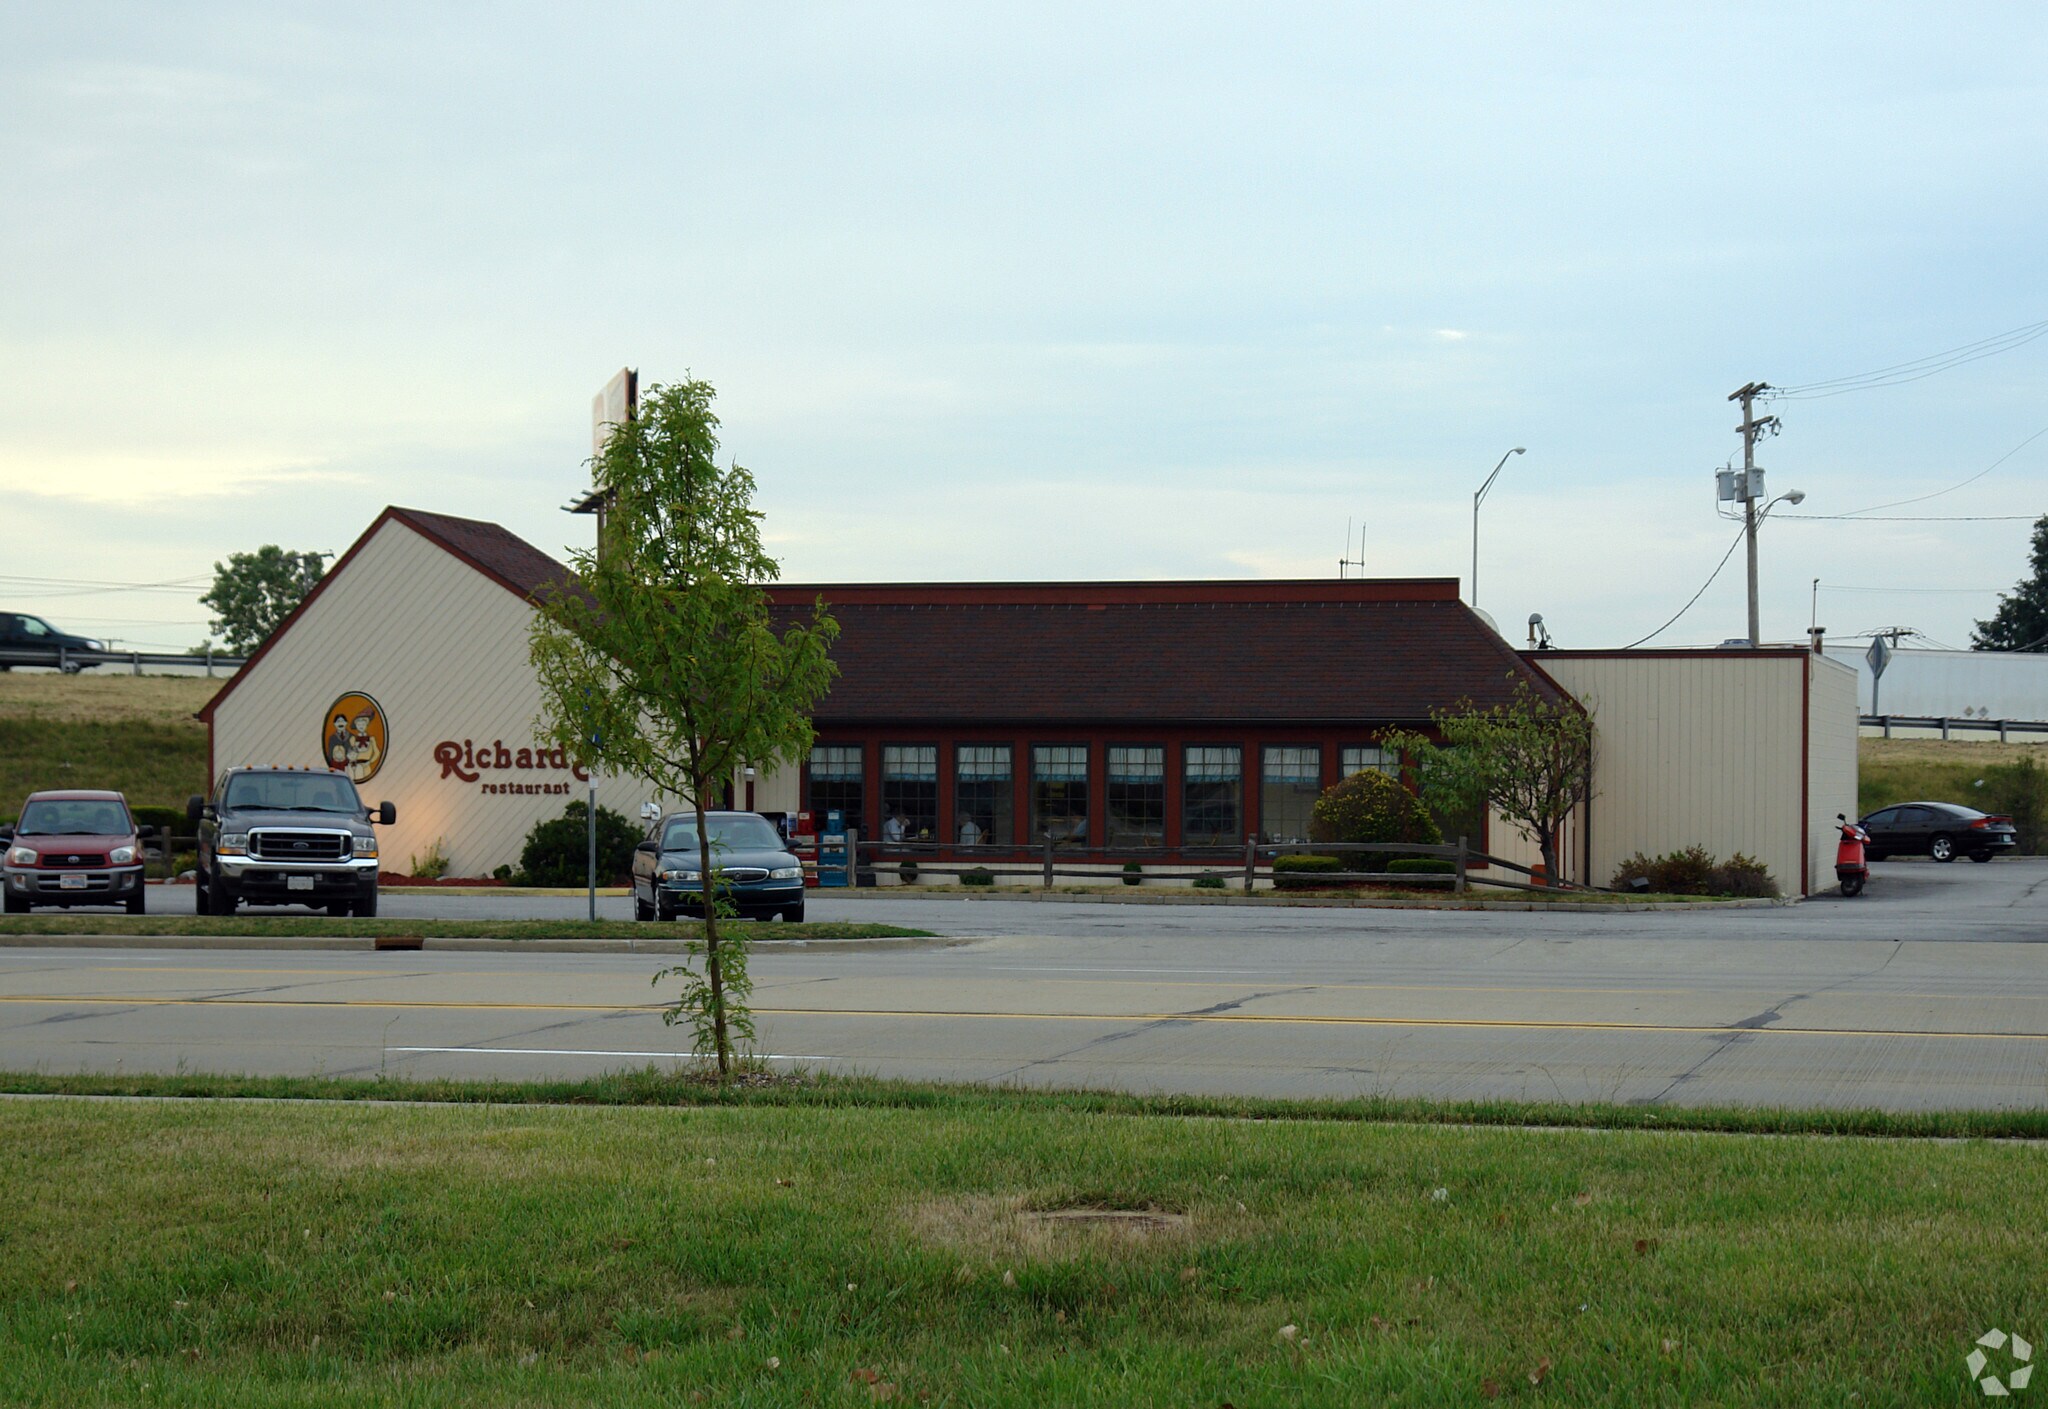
[{"left": 1729, "top": 382, "right": 1779, "bottom": 648}]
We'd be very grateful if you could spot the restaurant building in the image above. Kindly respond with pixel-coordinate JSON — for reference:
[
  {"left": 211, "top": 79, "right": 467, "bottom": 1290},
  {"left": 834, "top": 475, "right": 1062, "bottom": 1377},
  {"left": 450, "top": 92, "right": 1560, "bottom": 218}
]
[{"left": 199, "top": 506, "right": 1856, "bottom": 893}]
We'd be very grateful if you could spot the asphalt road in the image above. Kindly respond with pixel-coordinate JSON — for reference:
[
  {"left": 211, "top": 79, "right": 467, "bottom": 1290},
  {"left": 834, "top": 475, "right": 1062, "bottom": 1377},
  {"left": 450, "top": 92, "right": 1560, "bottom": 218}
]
[{"left": 5, "top": 859, "right": 2046, "bottom": 1108}]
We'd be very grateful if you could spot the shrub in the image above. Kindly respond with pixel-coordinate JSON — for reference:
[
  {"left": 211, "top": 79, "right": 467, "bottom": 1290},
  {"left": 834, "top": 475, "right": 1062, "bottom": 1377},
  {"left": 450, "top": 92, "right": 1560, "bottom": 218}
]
[
  {"left": 1979, "top": 755, "right": 2046, "bottom": 854},
  {"left": 960, "top": 867, "right": 996, "bottom": 886},
  {"left": 1122, "top": 861, "right": 1144, "bottom": 887},
  {"left": 1388, "top": 857, "right": 1456, "bottom": 876},
  {"left": 1273, "top": 854, "right": 1346, "bottom": 891},
  {"left": 898, "top": 860, "right": 920, "bottom": 885},
  {"left": 518, "top": 801, "right": 640, "bottom": 887},
  {"left": 1309, "top": 769, "right": 1441, "bottom": 871},
  {"left": 1708, "top": 852, "right": 1780, "bottom": 898},
  {"left": 1610, "top": 845, "right": 1778, "bottom": 898},
  {"left": 1193, "top": 875, "right": 1227, "bottom": 890},
  {"left": 130, "top": 804, "right": 184, "bottom": 837},
  {"left": 408, "top": 837, "right": 450, "bottom": 880}
]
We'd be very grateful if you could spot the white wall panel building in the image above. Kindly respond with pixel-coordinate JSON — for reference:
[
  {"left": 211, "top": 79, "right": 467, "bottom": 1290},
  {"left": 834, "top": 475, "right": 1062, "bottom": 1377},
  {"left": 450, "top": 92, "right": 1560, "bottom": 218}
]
[
  {"left": 1819, "top": 644, "right": 2048, "bottom": 721},
  {"left": 1511, "top": 649, "right": 1859, "bottom": 895}
]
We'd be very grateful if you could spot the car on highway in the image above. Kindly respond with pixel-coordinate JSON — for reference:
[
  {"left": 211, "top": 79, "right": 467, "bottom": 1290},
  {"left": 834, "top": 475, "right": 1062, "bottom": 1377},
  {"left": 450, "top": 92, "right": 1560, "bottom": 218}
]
[
  {"left": 0, "top": 612, "right": 103, "bottom": 672},
  {"left": 632, "top": 810, "right": 806, "bottom": 922},
  {"left": 189, "top": 766, "right": 395, "bottom": 916},
  {"left": 1, "top": 789, "right": 150, "bottom": 913},
  {"left": 1858, "top": 801, "right": 2018, "bottom": 863}
]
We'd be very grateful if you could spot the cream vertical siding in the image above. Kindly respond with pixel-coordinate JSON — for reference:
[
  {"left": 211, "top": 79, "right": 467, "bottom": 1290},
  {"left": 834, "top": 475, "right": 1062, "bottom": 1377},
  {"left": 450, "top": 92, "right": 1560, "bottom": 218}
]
[
  {"left": 209, "top": 519, "right": 654, "bottom": 877},
  {"left": 1805, "top": 654, "right": 1860, "bottom": 889},
  {"left": 1531, "top": 653, "right": 1815, "bottom": 895}
]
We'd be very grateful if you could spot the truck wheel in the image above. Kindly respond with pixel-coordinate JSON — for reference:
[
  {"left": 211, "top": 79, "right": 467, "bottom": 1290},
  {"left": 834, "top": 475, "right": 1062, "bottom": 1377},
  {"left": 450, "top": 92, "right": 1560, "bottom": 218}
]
[
  {"left": 354, "top": 891, "right": 378, "bottom": 919},
  {"left": 1930, "top": 834, "right": 1957, "bottom": 863},
  {"left": 214, "top": 882, "right": 238, "bottom": 916}
]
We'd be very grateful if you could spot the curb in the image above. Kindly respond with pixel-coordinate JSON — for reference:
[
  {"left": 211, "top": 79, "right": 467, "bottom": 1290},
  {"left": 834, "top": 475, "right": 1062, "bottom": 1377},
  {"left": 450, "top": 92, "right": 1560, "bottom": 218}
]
[
  {"left": 0, "top": 934, "right": 952, "bottom": 955},
  {"left": 815, "top": 889, "right": 1797, "bottom": 913}
]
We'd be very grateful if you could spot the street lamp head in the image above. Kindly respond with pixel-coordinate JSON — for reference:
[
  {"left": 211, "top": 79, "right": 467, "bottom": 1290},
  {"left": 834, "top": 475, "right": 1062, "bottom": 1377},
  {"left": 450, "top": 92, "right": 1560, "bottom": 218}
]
[
  {"left": 1511, "top": 447, "right": 1526, "bottom": 455},
  {"left": 1784, "top": 489, "right": 1805, "bottom": 505}
]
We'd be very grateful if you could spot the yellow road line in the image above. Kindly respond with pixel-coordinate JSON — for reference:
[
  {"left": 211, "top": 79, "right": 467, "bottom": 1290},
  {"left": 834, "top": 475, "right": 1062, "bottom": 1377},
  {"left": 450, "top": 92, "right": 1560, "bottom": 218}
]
[
  {"left": 0, "top": 994, "right": 2044, "bottom": 1041},
  {"left": 75, "top": 967, "right": 2048, "bottom": 1006}
]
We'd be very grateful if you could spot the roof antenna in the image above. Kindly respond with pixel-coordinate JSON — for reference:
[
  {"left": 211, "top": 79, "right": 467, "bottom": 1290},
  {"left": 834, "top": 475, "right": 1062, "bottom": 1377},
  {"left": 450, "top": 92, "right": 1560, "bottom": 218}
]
[
  {"left": 1338, "top": 518, "right": 1367, "bottom": 579},
  {"left": 1527, "top": 613, "right": 1552, "bottom": 650}
]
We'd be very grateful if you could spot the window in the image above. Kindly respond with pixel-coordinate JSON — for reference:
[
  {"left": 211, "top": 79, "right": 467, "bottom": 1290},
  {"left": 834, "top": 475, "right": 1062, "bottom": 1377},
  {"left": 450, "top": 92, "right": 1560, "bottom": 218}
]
[
  {"left": 1341, "top": 745, "right": 1397, "bottom": 778},
  {"left": 954, "top": 744, "right": 1013, "bottom": 847},
  {"left": 1106, "top": 746, "right": 1165, "bottom": 848},
  {"left": 880, "top": 745, "right": 938, "bottom": 843},
  {"left": 808, "top": 745, "right": 864, "bottom": 834},
  {"left": 1030, "top": 745, "right": 1089, "bottom": 846},
  {"left": 1261, "top": 746, "right": 1321, "bottom": 844},
  {"left": 1182, "top": 746, "right": 1242, "bottom": 848}
]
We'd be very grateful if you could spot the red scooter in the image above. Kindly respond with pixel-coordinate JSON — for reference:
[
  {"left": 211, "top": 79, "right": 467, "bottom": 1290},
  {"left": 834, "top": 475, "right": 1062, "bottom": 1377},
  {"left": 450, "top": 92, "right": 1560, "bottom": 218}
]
[{"left": 1835, "top": 813, "right": 1870, "bottom": 897}]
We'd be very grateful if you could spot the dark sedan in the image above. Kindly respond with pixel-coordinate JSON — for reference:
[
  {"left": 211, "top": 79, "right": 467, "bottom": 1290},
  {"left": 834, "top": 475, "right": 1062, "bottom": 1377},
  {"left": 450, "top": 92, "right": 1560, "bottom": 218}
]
[
  {"left": 631, "top": 810, "right": 806, "bottom": 922},
  {"left": 0, "top": 613, "right": 102, "bottom": 672},
  {"left": 1859, "top": 801, "right": 2018, "bottom": 863}
]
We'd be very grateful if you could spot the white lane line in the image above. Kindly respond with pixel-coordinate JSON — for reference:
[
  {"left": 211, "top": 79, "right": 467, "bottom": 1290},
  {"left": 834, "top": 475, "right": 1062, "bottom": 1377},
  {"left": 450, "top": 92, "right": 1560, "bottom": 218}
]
[{"left": 389, "top": 1046, "right": 828, "bottom": 1061}]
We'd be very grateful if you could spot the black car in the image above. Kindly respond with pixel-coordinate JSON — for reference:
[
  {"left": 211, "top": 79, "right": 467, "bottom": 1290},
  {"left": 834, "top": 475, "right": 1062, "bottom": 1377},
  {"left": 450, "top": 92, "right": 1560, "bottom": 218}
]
[
  {"left": 631, "top": 810, "right": 806, "bottom": 922},
  {"left": 1858, "top": 801, "right": 2018, "bottom": 863},
  {"left": 188, "top": 767, "right": 396, "bottom": 916},
  {"left": 0, "top": 612, "right": 102, "bottom": 672}
]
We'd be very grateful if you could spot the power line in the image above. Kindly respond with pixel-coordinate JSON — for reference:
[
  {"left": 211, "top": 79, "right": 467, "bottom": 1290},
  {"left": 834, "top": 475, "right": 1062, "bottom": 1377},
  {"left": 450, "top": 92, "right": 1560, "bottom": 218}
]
[
  {"left": 1767, "top": 317, "right": 2048, "bottom": 400},
  {"left": 1818, "top": 585, "right": 2002, "bottom": 595},
  {"left": 1777, "top": 514, "right": 2037, "bottom": 522},
  {"left": 1624, "top": 522, "right": 1747, "bottom": 649}
]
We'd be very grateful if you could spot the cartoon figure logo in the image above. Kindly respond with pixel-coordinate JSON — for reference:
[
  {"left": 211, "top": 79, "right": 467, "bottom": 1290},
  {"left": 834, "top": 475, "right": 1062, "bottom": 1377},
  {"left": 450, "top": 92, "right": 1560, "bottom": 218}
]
[{"left": 322, "top": 692, "right": 388, "bottom": 784}]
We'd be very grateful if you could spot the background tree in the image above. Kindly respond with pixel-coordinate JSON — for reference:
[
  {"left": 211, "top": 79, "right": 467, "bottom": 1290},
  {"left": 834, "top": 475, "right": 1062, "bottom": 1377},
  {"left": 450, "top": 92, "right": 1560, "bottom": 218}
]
[
  {"left": 528, "top": 378, "right": 838, "bottom": 1075},
  {"left": 1383, "top": 677, "right": 1594, "bottom": 884},
  {"left": 1972, "top": 513, "right": 2048, "bottom": 651},
  {"left": 200, "top": 546, "right": 330, "bottom": 654}
]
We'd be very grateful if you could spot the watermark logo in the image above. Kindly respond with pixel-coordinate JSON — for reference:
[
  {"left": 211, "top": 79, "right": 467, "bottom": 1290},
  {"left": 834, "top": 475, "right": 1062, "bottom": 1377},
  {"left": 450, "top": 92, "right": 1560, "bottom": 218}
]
[{"left": 1969, "top": 1328, "right": 2033, "bottom": 1397}]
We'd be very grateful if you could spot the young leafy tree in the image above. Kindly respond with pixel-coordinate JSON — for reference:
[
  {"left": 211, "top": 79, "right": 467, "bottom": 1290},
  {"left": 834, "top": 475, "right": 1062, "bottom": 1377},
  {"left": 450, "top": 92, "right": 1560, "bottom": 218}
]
[
  {"left": 1383, "top": 677, "right": 1594, "bottom": 884},
  {"left": 200, "top": 546, "right": 330, "bottom": 654},
  {"left": 528, "top": 378, "right": 838, "bottom": 1075},
  {"left": 1973, "top": 513, "right": 2048, "bottom": 651}
]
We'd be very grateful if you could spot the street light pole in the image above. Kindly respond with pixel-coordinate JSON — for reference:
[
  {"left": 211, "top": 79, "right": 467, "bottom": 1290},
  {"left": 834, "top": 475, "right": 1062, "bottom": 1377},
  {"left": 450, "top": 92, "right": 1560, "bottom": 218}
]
[{"left": 1471, "top": 446, "right": 1525, "bottom": 608}]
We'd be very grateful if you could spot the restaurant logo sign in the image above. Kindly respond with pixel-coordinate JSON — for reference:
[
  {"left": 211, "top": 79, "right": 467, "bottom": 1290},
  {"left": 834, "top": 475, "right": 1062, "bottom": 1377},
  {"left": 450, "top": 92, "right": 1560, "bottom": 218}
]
[
  {"left": 322, "top": 692, "right": 388, "bottom": 784},
  {"left": 433, "top": 737, "right": 588, "bottom": 795}
]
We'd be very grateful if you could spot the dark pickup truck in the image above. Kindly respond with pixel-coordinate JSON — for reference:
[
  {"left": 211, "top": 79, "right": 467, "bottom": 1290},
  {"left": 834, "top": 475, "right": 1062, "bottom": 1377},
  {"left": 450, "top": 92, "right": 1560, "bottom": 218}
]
[{"left": 189, "top": 767, "right": 396, "bottom": 917}]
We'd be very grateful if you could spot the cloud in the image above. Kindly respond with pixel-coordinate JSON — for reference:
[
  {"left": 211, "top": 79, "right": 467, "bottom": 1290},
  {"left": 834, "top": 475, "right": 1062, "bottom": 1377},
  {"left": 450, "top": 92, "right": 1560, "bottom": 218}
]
[{"left": 0, "top": 450, "right": 362, "bottom": 505}]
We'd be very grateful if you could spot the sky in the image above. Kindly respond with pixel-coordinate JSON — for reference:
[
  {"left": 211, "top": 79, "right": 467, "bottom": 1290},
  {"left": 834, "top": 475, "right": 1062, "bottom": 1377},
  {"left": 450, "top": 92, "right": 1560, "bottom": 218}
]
[{"left": 3, "top": 3, "right": 2045, "bottom": 656}]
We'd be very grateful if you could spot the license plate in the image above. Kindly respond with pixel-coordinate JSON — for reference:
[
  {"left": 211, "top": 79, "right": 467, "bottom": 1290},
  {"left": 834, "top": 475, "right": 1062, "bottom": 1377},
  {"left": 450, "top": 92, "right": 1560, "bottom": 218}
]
[
  {"left": 287, "top": 875, "right": 315, "bottom": 891},
  {"left": 59, "top": 874, "right": 86, "bottom": 890}
]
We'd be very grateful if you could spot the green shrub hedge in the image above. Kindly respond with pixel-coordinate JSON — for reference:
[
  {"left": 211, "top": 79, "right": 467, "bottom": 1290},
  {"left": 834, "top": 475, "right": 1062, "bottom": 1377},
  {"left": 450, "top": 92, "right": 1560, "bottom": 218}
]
[
  {"left": 1309, "top": 770, "right": 1441, "bottom": 872},
  {"left": 1610, "top": 846, "right": 1779, "bottom": 898},
  {"left": 960, "top": 867, "right": 995, "bottom": 887}
]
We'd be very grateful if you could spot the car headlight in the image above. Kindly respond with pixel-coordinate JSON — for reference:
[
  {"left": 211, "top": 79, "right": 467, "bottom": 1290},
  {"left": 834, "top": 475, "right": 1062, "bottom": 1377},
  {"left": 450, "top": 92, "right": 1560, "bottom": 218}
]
[
  {"left": 109, "top": 845, "right": 136, "bottom": 865},
  {"left": 354, "top": 836, "right": 378, "bottom": 857},
  {"left": 5, "top": 846, "right": 34, "bottom": 866},
  {"left": 217, "top": 832, "right": 248, "bottom": 856},
  {"left": 659, "top": 867, "right": 700, "bottom": 883},
  {"left": 769, "top": 865, "right": 801, "bottom": 880}
]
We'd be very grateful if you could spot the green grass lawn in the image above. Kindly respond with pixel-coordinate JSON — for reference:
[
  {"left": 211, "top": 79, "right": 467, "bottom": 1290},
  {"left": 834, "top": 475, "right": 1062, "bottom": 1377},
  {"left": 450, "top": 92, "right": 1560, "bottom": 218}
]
[
  {"left": 1, "top": 1090, "right": 2036, "bottom": 1406},
  {"left": 0, "top": 674, "right": 214, "bottom": 816}
]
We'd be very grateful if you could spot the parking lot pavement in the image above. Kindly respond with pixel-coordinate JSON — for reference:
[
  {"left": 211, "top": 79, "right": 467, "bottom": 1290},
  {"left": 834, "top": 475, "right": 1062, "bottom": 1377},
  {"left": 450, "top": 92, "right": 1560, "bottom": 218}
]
[{"left": 252, "top": 855, "right": 2048, "bottom": 944}]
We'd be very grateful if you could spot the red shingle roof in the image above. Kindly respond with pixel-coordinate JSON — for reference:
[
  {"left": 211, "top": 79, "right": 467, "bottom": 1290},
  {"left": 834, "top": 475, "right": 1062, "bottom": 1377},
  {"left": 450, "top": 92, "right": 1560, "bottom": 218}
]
[{"left": 769, "top": 581, "right": 1557, "bottom": 725}]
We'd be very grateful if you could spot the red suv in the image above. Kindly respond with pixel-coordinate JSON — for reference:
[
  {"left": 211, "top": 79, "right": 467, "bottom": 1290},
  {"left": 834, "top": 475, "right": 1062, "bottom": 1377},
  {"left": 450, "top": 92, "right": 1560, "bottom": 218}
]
[{"left": 1, "top": 790, "right": 149, "bottom": 913}]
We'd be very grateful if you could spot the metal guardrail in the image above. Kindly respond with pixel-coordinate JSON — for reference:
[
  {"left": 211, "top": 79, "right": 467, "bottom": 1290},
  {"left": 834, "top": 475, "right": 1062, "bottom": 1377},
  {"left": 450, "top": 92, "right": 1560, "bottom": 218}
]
[
  {"left": 1863, "top": 715, "right": 2048, "bottom": 742},
  {"left": 0, "top": 646, "right": 246, "bottom": 677},
  {"left": 854, "top": 836, "right": 1597, "bottom": 895}
]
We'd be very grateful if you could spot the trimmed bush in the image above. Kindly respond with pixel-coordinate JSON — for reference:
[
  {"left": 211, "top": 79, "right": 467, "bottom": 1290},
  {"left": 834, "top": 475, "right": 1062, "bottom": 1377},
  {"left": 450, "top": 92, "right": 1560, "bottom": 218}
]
[
  {"left": 1122, "top": 861, "right": 1144, "bottom": 887},
  {"left": 1193, "top": 875, "right": 1227, "bottom": 890},
  {"left": 130, "top": 804, "right": 184, "bottom": 836},
  {"left": 898, "top": 860, "right": 919, "bottom": 885},
  {"left": 1273, "top": 854, "right": 1346, "bottom": 891},
  {"left": 1610, "top": 846, "right": 1780, "bottom": 898},
  {"left": 1309, "top": 769, "right": 1441, "bottom": 872},
  {"left": 1387, "top": 857, "right": 1455, "bottom": 876},
  {"left": 518, "top": 801, "right": 640, "bottom": 887},
  {"left": 960, "top": 867, "right": 995, "bottom": 887}
]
